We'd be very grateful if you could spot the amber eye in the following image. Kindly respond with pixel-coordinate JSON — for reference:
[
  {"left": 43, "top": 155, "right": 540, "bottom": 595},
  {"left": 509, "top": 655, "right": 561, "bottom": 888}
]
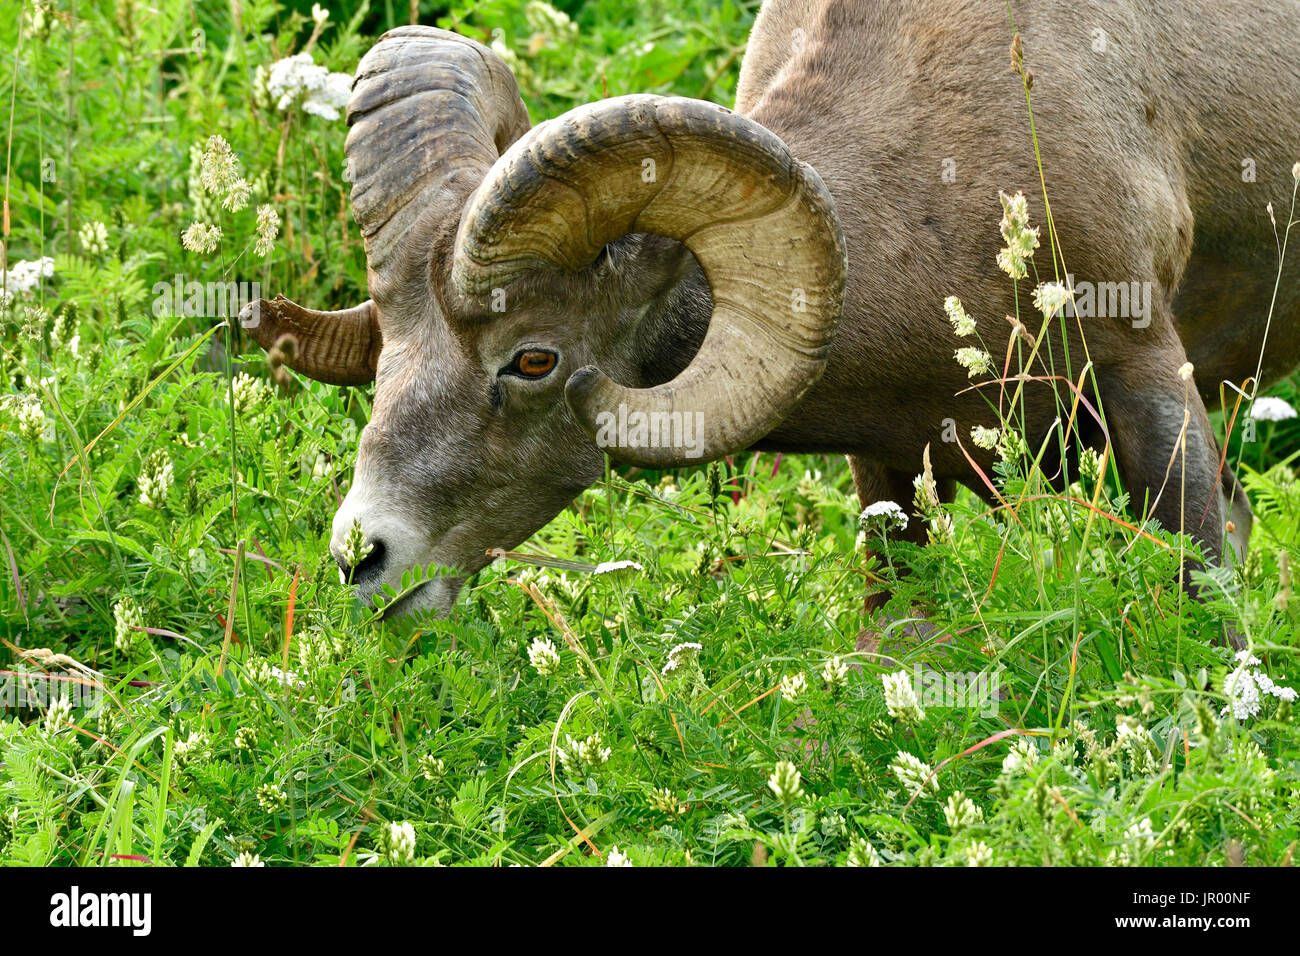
[{"left": 511, "top": 350, "right": 558, "bottom": 378}]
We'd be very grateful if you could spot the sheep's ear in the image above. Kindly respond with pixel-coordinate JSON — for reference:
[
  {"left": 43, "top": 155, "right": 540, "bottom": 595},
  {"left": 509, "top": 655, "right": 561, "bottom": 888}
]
[{"left": 240, "top": 296, "right": 381, "bottom": 386}]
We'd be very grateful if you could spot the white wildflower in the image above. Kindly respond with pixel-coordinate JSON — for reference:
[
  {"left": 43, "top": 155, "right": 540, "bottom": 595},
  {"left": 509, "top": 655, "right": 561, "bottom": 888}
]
[
  {"left": 14, "top": 399, "right": 47, "bottom": 442},
  {"left": 890, "top": 751, "right": 939, "bottom": 797},
  {"left": 767, "top": 760, "right": 804, "bottom": 804},
  {"left": 1114, "top": 717, "right": 1153, "bottom": 749},
  {"left": 297, "top": 632, "right": 345, "bottom": 673},
  {"left": 266, "top": 53, "right": 352, "bottom": 121},
  {"left": 44, "top": 696, "right": 73, "bottom": 734},
  {"left": 50, "top": 308, "right": 77, "bottom": 350},
  {"left": 965, "top": 840, "right": 994, "bottom": 866},
  {"left": 419, "top": 755, "right": 446, "bottom": 781},
  {"left": 137, "top": 450, "right": 174, "bottom": 508},
  {"left": 780, "top": 671, "right": 808, "bottom": 703},
  {"left": 26, "top": 0, "right": 56, "bottom": 40},
  {"left": 970, "top": 425, "right": 1001, "bottom": 450},
  {"left": 113, "top": 596, "right": 144, "bottom": 654},
  {"left": 247, "top": 659, "right": 305, "bottom": 689},
  {"left": 525, "top": 1, "right": 578, "bottom": 44},
  {"left": 527, "top": 636, "right": 561, "bottom": 676},
  {"left": 3, "top": 256, "right": 55, "bottom": 300},
  {"left": 846, "top": 835, "right": 882, "bottom": 867},
  {"left": 174, "top": 730, "right": 212, "bottom": 766},
  {"left": 383, "top": 821, "right": 416, "bottom": 865},
  {"left": 996, "top": 429, "right": 1029, "bottom": 461},
  {"left": 266, "top": 54, "right": 322, "bottom": 110},
  {"left": 606, "top": 845, "right": 633, "bottom": 867},
  {"left": 663, "top": 641, "right": 702, "bottom": 674},
  {"left": 1222, "top": 676, "right": 1263, "bottom": 723},
  {"left": 1078, "top": 446, "right": 1103, "bottom": 481},
  {"left": 821, "top": 655, "right": 849, "bottom": 693},
  {"left": 558, "top": 733, "right": 611, "bottom": 777},
  {"left": 882, "top": 670, "right": 925, "bottom": 723},
  {"left": 302, "top": 72, "right": 351, "bottom": 120},
  {"left": 230, "top": 371, "right": 270, "bottom": 414},
  {"left": 311, "top": 3, "right": 330, "bottom": 25},
  {"left": 945, "top": 295, "right": 976, "bottom": 336},
  {"left": 648, "top": 788, "right": 682, "bottom": 815},
  {"left": 859, "top": 499, "right": 909, "bottom": 533},
  {"left": 251, "top": 63, "right": 273, "bottom": 110},
  {"left": 943, "top": 791, "right": 984, "bottom": 832},
  {"left": 954, "top": 346, "right": 994, "bottom": 378},
  {"left": 339, "top": 517, "right": 373, "bottom": 576},
  {"left": 232, "top": 852, "right": 265, "bottom": 867},
  {"left": 1248, "top": 396, "right": 1298, "bottom": 422},
  {"left": 1222, "top": 649, "right": 1297, "bottom": 720},
  {"left": 1000, "top": 738, "right": 1039, "bottom": 774},
  {"left": 78, "top": 220, "right": 109, "bottom": 256},
  {"left": 1109, "top": 817, "right": 1156, "bottom": 865},
  {"left": 1116, "top": 717, "right": 1159, "bottom": 774},
  {"left": 256, "top": 783, "right": 288, "bottom": 813},
  {"left": 181, "top": 221, "right": 222, "bottom": 254},
  {"left": 19, "top": 306, "right": 46, "bottom": 340},
  {"left": 1032, "top": 280, "right": 1070, "bottom": 318}
]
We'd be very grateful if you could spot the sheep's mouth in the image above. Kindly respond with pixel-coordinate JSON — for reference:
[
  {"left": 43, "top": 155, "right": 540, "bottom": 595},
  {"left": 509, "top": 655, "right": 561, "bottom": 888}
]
[
  {"left": 365, "top": 574, "right": 461, "bottom": 621},
  {"left": 370, "top": 580, "right": 427, "bottom": 620}
]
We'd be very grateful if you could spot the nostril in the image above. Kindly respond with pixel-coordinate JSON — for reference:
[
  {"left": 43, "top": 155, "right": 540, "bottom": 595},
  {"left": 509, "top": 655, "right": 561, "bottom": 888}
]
[
  {"left": 336, "top": 539, "right": 387, "bottom": 582},
  {"left": 355, "top": 539, "right": 386, "bottom": 578}
]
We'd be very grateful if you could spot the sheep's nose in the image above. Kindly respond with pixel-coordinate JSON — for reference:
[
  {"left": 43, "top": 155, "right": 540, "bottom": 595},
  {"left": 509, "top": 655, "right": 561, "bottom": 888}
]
[{"left": 334, "top": 538, "right": 387, "bottom": 583}]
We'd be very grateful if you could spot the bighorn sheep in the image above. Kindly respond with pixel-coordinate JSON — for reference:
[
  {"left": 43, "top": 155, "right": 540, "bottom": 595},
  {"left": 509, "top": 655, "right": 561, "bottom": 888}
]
[{"left": 246, "top": 2, "right": 1300, "bottom": 621}]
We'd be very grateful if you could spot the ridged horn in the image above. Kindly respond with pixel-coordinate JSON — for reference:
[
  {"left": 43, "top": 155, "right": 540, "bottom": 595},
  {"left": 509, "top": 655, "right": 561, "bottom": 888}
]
[
  {"left": 246, "top": 27, "right": 530, "bottom": 385},
  {"left": 451, "top": 94, "right": 846, "bottom": 467},
  {"left": 346, "top": 25, "right": 531, "bottom": 296},
  {"left": 239, "top": 296, "right": 380, "bottom": 386}
]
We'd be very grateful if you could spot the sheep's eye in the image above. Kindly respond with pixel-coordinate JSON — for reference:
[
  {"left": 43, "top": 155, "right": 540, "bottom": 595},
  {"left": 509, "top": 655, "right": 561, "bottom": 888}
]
[{"left": 510, "top": 349, "right": 558, "bottom": 378}]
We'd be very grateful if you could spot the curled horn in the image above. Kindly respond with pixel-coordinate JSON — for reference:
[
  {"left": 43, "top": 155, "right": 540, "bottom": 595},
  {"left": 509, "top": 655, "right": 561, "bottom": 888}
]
[
  {"left": 346, "top": 25, "right": 531, "bottom": 296},
  {"left": 240, "top": 297, "right": 380, "bottom": 386},
  {"left": 451, "top": 94, "right": 846, "bottom": 467},
  {"left": 244, "top": 26, "right": 530, "bottom": 383}
]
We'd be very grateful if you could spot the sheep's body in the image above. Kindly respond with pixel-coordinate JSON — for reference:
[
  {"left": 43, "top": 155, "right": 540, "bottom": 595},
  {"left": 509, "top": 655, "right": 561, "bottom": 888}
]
[
  {"left": 252, "top": 1, "right": 1300, "bottom": 613},
  {"left": 734, "top": 0, "right": 1299, "bottom": 570}
]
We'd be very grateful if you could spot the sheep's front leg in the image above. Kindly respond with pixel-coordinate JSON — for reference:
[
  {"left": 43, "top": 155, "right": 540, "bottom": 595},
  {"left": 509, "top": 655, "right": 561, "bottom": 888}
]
[
  {"left": 1097, "top": 344, "right": 1249, "bottom": 624},
  {"left": 848, "top": 456, "right": 953, "bottom": 656}
]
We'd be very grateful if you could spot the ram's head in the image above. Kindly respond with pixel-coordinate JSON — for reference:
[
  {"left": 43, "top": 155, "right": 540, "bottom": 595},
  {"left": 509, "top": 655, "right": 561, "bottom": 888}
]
[{"left": 244, "top": 26, "right": 845, "bottom": 615}]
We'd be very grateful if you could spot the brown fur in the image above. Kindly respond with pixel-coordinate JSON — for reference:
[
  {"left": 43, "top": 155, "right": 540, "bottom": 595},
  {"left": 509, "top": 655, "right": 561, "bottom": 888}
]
[{"left": 738, "top": 0, "right": 1299, "bottom": 574}]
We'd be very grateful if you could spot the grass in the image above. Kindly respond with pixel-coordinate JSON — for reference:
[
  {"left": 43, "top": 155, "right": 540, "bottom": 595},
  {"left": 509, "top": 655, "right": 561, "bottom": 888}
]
[{"left": 0, "top": 0, "right": 1297, "bottom": 867}]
